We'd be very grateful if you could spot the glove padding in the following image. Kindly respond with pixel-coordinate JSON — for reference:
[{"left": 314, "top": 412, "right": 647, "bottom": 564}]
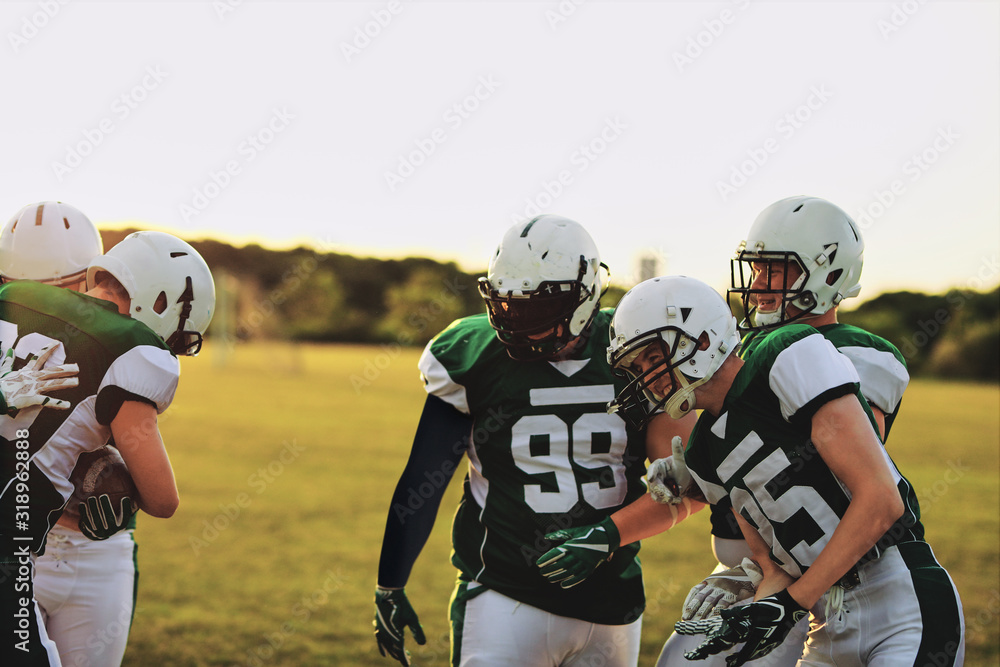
[
  {"left": 682, "top": 557, "right": 764, "bottom": 621},
  {"left": 677, "top": 589, "right": 808, "bottom": 667},
  {"left": 79, "top": 495, "right": 136, "bottom": 541},
  {"left": 374, "top": 587, "right": 426, "bottom": 666},
  {"left": 647, "top": 436, "right": 692, "bottom": 504},
  {"left": 535, "top": 515, "right": 620, "bottom": 589},
  {"left": 0, "top": 345, "right": 79, "bottom": 414}
]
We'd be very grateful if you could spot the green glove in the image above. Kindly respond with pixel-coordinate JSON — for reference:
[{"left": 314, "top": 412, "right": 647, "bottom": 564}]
[
  {"left": 79, "top": 495, "right": 135, "bottom": 541},
  {"left": 374, "top": 587, "right": 426, "bottom": 666},
  {"left": 535, "top": 515, "right": 621, "bottom": 589}
]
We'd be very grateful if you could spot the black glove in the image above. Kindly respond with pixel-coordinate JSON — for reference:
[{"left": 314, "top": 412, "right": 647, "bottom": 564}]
[
  {"left": 374, "top": 587, "right": 426, "bottom": 665},
  {"left": 79, "top": 495, "right": 135, "bottom": 541},
  {"left": 680, "top": 589, "right": 808, "bottom": 666}
]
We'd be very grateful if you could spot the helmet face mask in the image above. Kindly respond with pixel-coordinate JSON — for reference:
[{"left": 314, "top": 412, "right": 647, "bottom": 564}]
[
  {"left": 606, "top": 276, "right": 741, "bottom": 428},
  {"left": 729, "top": 196, "right": 864, "bottom": 333},
  {"left": 608, "top": 328, "right": 699, "bottom": 429},
  {"left": 480, "top": 215, "right": 607, "bottom": 361},
  {"left": 162, "top": 276, "right": 205, "bottom": 356},
  {"left": 731, "top": 247, "right": 817, "bottom": 331},
  {"left": 478, "top": 264, "right": 598, "bottom": 361}
]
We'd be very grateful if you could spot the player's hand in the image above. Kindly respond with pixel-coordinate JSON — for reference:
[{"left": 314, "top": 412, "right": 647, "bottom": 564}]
[
  {"left": 535, "top": 515, "right": 620, "bottom": 589},
  {"left": 79, "top": 495, "right": 135, "bottom": 541},
  {"left": 647, "top": 436, "right": 692, "bottom": 504},
  {"left": 374, "top": 587, "right": 426, "bottom": 666},
  {"left": 0, "top": 345, "right": 79, "bottom": 414},
  {"left": 677, "top": 589, "right": 808, "bottom": 666},
  {"left": 682, "top": 557, "right": 764, "bottom": 621}
]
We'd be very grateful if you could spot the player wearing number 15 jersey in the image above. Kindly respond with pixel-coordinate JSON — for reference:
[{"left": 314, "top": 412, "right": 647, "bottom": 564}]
[
  {"left": 375, "top": 215, "right": 649, "bottom": 667},
  {"left": 609, "top": 275, "right": 964, "bottom": 666}
]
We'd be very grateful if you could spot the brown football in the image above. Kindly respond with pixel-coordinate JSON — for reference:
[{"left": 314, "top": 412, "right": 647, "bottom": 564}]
[{"left": 63, "top": 446, "right": 139, "bottom": 518}]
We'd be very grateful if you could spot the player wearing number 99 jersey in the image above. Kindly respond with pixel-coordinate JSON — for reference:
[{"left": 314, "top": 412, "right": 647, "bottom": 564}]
[{"left": 375, "top": 216, "right": 648, "bottom": 667}]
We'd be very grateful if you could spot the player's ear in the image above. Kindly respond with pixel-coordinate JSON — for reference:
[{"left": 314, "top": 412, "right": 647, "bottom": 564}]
[{"left": 697, "top": 331, "right": 711, "bottom": 351}]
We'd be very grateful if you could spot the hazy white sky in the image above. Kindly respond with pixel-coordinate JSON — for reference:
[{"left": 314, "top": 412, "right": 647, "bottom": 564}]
[{"left": 2, "top": 1, "right": 997, "bottom": 301}]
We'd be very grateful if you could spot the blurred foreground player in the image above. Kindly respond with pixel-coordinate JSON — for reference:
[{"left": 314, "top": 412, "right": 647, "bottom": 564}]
[{"left": 0, "top": 230, "right": 214, "bottom": 665}]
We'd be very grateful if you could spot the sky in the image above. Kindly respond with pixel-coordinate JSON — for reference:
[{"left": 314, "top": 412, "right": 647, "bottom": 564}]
[{"left": 2, "top": 1, "right": 998, "bottom": 303}]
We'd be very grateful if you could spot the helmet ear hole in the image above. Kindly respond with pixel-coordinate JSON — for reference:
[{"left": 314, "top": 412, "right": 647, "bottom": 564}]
[
  {"left": 153, "top": 291, "right": 168, "bottom": 314},
  {"left": 826, "top": 269, "right": 843, "bottom": 286}
]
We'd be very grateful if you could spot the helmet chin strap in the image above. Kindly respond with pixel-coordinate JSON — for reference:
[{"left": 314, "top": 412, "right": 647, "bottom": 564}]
[
  {"left": 663, "top": 323, "right": 739, "bottom": 417},
  {"left": 663, "top": 373, "right": 705, "bottom": 419}
]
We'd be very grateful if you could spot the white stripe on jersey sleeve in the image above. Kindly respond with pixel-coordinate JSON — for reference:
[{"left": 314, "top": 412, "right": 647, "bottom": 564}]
[
  {"left": 417, "top": 342, "right": 470, "bottom": 414},
  {"left": 837, "top": 345, "right": 909, "bottom": 413},
  {"left": 98, "top": 346, "right": 179, "bottom": 414},
  {"left": 770, "top": 334, "right": 860, "bottom": 422}
]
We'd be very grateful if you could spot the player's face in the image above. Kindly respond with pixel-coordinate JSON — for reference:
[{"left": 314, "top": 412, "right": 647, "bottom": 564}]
[
  {"left": 628, "top": 343, "right": 677, "bottom": 401},
  {"left": 749, "top": 260, "right": 803, "bottom": 314}
]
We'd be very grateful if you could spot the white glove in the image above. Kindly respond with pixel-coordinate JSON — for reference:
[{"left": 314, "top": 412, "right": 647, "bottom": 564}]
[
  {"left": 682, "top": 557, "right": 765, "bottom": 621},
  {"left": 0, "top": 345, "right": 79, "bottom": 414},
  {"left": 647, "top": 436, "right": 692, "bottom": 504}
]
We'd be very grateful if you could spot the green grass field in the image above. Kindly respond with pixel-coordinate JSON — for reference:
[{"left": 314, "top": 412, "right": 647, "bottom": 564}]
[{"left": 122, "top": 342, "right": 1000, "bottom": 666}]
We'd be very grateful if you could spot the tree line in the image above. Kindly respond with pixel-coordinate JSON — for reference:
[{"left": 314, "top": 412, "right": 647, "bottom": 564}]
[{"left": 100, "top": 230, "right": 999, "bottom": 381}]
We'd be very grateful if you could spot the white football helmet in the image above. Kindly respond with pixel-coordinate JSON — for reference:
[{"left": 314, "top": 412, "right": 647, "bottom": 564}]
[
  {"left": 731, "top": 196, "right": 864, "bottom": 332},
  {"left": 86, "top": 231, "right": 215, "bottom": 356},
  {"left": 0, "top": 202, "right": 103, "bottom": 287},
  {"left": 477, "top": 215, "right": 609, "bottom": 360},
  {"left": 607, "top": 276, "right": 740, "bottom": 426}
]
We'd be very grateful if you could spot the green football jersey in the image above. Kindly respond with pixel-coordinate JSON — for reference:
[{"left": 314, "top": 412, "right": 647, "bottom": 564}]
[
  {"left": 709, "top": 322, "right": 913, "bottom": 541},
  {"left": 742, "top": 322, "right": 909, "bottom": 437},
  {"left": 419, "top": 310, "right": 647, "bottom": 625},
  {"left": 686, "top": 325, "right": 923, "bottom": 579},
  {"left": 0, "top": 281, "right": 178, "bottom": 554}
]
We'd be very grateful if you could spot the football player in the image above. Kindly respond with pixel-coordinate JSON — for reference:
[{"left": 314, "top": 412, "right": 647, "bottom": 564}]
[
  {"left": 0, "top": 228, "right": 215, "bottom": 666},
  {"left": 609, "top": 275, "right": 964, "bottom": 666},
  {"left": 374, "top": 215, "right": 683, "bottom": 667},
  {"left": 0, "top": 201, "right": 141, "bottom": 667},
  {"left": 654, "top": 196, "right": 912, "bottom": 665}
]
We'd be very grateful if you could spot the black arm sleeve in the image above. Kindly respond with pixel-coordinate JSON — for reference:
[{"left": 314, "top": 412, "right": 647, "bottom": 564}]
[{"left": 376, "top": 394, "right": 472, "bottom": 589}]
